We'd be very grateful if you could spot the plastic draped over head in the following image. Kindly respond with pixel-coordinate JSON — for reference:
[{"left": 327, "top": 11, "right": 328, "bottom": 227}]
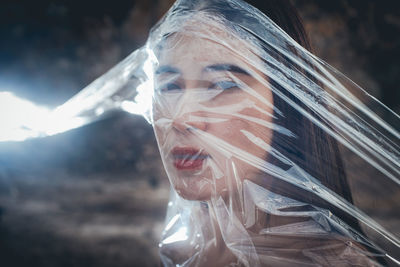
[
  {"left": 42, "top": 0, "right": 398, "bottom": 265},
  {"left": 142, "top": 0, "right": 400, "bottom": 266}
]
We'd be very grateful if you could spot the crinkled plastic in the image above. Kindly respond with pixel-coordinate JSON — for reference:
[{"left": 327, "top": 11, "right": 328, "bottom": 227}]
[
  {"left": 3, "top": 0, "right": 399, "bottom": 266},
  {"left": 147, "top": 1, "right": 400, "bottom": 266}
]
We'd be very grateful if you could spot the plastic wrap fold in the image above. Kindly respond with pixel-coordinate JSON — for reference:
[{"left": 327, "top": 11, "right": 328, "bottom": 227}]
[{"left": 148, "top": 1, "right": 400, "bottom": 266}]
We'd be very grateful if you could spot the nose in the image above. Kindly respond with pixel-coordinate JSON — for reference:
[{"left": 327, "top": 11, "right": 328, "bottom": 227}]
[
  {"left": 171, "top": 80, "right": 209, "bottom": 133},
  {"left": 172, "top": 114, "right": 208, "bottom": 134}
]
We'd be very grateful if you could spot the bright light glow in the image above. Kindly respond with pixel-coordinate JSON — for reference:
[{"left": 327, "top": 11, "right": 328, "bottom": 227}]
[
  {"left": 0, "top": 91, "right": 86, "bottom": 142},
  {"left": 0, "top": 47, "right": 157, "bottom": 142},
  {"left": 0, "top": 92, "right": 51, "bottom": 141}
]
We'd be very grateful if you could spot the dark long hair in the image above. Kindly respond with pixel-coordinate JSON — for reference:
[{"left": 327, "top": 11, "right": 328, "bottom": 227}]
[
  {"left": 245, "top": 0, "right": 356, "bottom": 214},
  {"left": 244, "top": 0, "right": 376, "bottom": 239},
  {"left": 208, "top": 0, "right": 358, "bottom": 228},
  {"left": 235, "top": 0, "right": 386, "bottom": 264},
  {"left": 157, "top": 0, "right": 386, "bottom": 264}
]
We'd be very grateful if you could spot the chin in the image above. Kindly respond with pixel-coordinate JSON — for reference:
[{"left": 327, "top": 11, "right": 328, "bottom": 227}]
[
  {"left": 172, "top": 175, "right": 231, "bottom": 202},
  {"left": 165, "top": 160, "right": 228, "bottom": 201},
  {"left": 173, "top": 180, "right": 213, "bottom": 201}
]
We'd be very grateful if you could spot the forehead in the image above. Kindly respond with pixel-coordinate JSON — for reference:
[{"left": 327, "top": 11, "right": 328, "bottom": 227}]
[
  {"left": 156, "top": 15, "right": 261, "bottom": 74},
  {"left": 160, "top": 35, "right": 238, "bottom": 66}
]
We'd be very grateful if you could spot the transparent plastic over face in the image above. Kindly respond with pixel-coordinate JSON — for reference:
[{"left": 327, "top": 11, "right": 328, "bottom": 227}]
[
  {"left": 6, "top": 0, "right": 397, "bottom": 266},
  {"left": 146, "top": 0, "right": 400, "bottom": 266}
]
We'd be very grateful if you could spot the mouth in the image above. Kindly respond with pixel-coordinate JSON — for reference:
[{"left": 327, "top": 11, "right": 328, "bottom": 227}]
[{"left": 171, "top": 147, "right": 209, "bottom": 170}]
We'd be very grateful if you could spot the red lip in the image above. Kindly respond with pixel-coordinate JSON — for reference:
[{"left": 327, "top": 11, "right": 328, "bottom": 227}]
[{"left": 171, "top": 147, "right": 208, "bottom": 170}]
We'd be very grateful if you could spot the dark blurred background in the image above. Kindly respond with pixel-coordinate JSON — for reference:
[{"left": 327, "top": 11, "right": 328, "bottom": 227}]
[{"left": 0, "top": 0, "right": 399, "bottom": 266}]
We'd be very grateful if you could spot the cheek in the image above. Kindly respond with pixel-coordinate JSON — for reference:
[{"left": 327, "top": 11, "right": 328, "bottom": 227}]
[{"left": 208, "top": 117, "right": 271, "bottom": 159}]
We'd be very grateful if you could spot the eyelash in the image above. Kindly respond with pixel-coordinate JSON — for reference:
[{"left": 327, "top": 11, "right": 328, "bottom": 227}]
[
  {"left": 209, "top": 80, "right": 239, "bottom": 91},
  {"left": 157, "top": 80, "right": 239, "bottom": 92}
]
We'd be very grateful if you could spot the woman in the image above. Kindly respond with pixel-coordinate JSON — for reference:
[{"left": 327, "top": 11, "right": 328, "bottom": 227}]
[{"left": 147, "top": 0, "right": 396, "bottom": 265}]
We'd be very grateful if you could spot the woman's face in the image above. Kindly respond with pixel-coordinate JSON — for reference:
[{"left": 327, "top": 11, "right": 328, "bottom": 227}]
[{"left": 152, "top": 23, "right": 274, "bottom": 201}]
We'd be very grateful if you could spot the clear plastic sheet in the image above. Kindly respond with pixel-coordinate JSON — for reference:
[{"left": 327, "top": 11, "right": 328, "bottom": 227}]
[
  {"left": 2, "top": 0, "right": 399, "bottom": 266},
  {"left": 148, "top": 1, "right": 400, "bottom": 266}
]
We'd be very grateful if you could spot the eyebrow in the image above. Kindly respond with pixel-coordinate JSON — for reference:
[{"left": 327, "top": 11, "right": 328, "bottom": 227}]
[
  {"left": 155, "top": 65, "right": 181, "bottom": 75},
  {"left": 204, "top": 64, "right": 250, "bottom": 76},
  {"left": 155, "top": 64, "right": 251, "bottom": 76}
]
